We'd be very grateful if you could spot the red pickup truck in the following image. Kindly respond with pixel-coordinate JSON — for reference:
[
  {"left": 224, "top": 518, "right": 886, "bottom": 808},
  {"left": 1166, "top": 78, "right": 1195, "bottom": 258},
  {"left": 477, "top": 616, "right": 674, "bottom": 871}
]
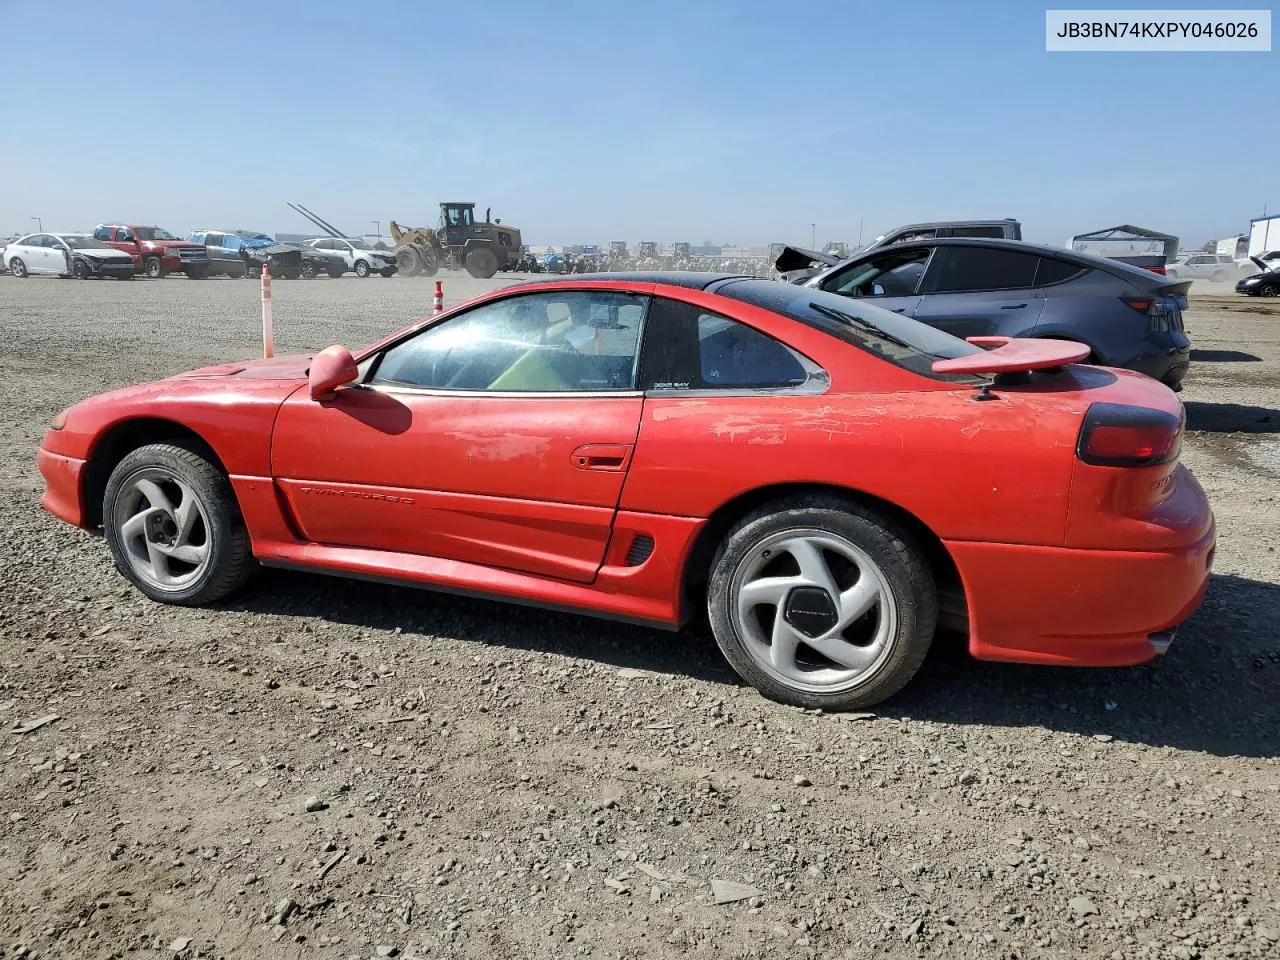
[{"left": 92, "top": 224, "right": 212, "bottom": 279}]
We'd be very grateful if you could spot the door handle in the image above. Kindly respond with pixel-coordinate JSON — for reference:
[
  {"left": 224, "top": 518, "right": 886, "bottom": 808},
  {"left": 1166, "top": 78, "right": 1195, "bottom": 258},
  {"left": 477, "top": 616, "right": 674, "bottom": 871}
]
[
  {"left": 1000, "top": 303, "right": 1028, "bottom": 310},
  {"left": 572, "top": 443, "right": 633, "bottom": 472},
  {"left": 891, "top": 308, "right": 908, "bottom": 313}
]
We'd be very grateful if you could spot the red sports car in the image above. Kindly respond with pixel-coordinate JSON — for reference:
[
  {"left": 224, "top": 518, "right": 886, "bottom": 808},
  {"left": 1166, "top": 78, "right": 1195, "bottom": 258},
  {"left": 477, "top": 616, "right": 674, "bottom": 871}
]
[{"left": 37, "top": 273, "right": 1215, "bottom": 709}]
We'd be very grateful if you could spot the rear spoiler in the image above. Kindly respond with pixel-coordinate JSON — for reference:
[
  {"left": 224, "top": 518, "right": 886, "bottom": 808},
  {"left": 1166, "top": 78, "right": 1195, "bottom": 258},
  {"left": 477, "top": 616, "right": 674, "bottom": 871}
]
[
  {"left": 932, "top": 336, "right": 1090, "bottom": 376},
  {"left": 774, "top": 245, "right": 842, "bottom": 273},
  {"left": 1154, "top": 278, "right": 1192, "bottom": 297}
]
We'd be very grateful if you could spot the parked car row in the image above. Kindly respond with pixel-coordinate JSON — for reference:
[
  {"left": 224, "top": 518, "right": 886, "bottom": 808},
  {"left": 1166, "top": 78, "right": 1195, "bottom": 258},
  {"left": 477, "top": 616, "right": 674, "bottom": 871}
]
[{"left": 1, "top": 223, "right": 400, "bottom": 281}]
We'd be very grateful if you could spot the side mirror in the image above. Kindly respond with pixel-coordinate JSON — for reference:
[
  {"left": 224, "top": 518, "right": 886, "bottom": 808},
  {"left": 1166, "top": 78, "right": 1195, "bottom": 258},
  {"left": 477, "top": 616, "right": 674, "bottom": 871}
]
[{"left": 308, "top": 345, "right": 358, "bottom": 400}]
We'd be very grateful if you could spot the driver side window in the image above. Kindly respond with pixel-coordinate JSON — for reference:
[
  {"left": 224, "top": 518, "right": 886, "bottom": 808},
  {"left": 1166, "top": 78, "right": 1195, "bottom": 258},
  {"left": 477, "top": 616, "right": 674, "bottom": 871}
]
[
  {"left": 369, "top": 291, "right": 649, "bottom": 392},
  {"left": 824, "top": 248, "right": 930, "bottom": 297}
]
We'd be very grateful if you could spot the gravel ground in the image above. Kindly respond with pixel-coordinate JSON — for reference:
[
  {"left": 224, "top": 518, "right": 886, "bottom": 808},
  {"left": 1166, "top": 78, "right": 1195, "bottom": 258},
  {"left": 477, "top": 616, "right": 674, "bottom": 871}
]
[{"left": 1, "top": 273, "right": 1278, "bottom": 960}]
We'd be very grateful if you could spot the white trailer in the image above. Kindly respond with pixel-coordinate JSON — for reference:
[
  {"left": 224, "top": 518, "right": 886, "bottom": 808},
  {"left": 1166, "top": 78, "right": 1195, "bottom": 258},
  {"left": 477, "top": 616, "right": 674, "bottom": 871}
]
[{"left": 1249, "top": 216, "right": 1280, "bottom": 258}]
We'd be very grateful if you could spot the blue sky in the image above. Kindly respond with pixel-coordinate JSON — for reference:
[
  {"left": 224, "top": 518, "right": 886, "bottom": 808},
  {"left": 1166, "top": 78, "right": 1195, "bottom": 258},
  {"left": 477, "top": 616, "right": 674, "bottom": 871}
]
[{"left": 0, "top": 1, "right": 1274, "bottom": 248}]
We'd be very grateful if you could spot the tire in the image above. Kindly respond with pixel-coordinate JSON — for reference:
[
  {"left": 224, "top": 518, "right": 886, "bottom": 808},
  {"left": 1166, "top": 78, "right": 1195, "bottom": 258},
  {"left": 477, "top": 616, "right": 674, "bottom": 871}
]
[
  {"left": 706, "top": 495, "right": 936, "bottom": 711},
  {"left": 1211, "top": 270, "right": 1227, "bottom": 282},
  {"left": 301, "top": 260, "right": 318, "bottom": 279},
  {"left": 144, "top": 256, "right": 165, "bottom": 279},
  {"left": 102, "top": 441, "right": 255, "bottom": 606},
  {"left": 116, "top": 272, "right": 132, "bottom": 280},
  {"left": 72, "top": 259, "right": 91, "bottom": 279},
  {"left": 464, "top": 247, "right": 499, "bottom": 279},
  {"left": 1261, "top": 284, "right": 1278, "bottom": 298},
  {"left": 184, "top": 266, "right": 209, "bottom": 280},
  {"left": 9, "top": 257, "right": 27, "bottom": 278},
  {"left": 354, "top": 260, "right": 370, "bottom": 278},
  {"left": 327, "top": 265, "right": 345, "bottom": 279},
  {"left": 282, "top": 265, "right": 302, "bottom": 280},
  {"left": 380, "top": 267, "right": 396, "bottom": 278},
  {"left": 395, "top": 246, "right": 424, "bottom": 278}
]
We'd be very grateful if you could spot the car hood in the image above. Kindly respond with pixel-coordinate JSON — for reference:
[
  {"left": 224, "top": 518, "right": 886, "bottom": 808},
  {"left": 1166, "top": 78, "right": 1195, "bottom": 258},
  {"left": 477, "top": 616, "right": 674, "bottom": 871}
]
[
  {"left": 774, "top": 245, "right": 844, "bottom": 272},
  {"left": 173, "top": 354, "right": 313, "bottom": 381},
  {"left": 77, "top": 248, "right": 133, "bottom": 260},
  {"left": 1252, "top": 256, "right": 1271, "bottom": 272}
]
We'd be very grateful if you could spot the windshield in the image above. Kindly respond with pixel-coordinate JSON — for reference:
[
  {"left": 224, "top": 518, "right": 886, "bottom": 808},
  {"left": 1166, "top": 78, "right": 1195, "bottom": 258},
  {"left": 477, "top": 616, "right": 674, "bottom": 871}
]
[
  {"left": 715, "top": 279, "right": 981, "bottom": 382},
  {"left": 133, "top": 227, "right": 177, "bottom": 241},
  {"left": 347, "top": 238, "right": 373, "bottom": 250},
  {"left": 61, "top": 236, "right": 110, "bottom": 249}
]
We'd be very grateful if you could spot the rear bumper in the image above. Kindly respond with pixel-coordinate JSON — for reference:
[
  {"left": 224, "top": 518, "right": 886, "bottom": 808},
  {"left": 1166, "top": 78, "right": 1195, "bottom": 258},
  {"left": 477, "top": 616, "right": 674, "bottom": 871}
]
[
  {"left": 948, "top": 520, "right": 1215, "bottom": 667},
  {"left": 1124, "top": 337, "right": 1191, "bottom": 389},
  {"left": 37, "top": 448, "right": 87, "bottom": 528}
]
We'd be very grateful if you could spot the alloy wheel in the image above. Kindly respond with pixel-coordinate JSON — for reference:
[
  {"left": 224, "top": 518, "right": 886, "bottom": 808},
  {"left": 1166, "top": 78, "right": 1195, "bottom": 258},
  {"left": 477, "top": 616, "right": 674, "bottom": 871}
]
[
  {"left": 112, "top": 470, "right": 212, "bottom": 591},
  {"left": 729, "top": 529, "right": 896, "bottom": 694}
]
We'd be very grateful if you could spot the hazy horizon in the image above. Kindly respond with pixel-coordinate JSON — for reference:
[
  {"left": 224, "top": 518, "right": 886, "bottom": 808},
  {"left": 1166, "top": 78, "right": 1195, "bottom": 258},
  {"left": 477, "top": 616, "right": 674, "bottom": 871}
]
[{"left": 1, "top": 2, "right": 1274, "bottom": 251}]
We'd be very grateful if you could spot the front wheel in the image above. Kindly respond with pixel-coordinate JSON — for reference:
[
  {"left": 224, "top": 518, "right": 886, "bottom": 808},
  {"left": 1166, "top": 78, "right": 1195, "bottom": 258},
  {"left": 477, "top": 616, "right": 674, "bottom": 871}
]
[
  {"left": 72, "top": 259, "right": 91, "bottom": 279},
  {"left": 1260, "top": 283, "right": 1278, "bottom": 297},
  {"left": 144, "top": 256, "right": 165, "bottom": 279},
  {"left": 707, "top": 496, "right": 936, "bottom": 711},
  {"left": 102, "top": 442, "right": 255, "bottom": 605},
  {"left": 300, "top": 260, "right": 318, "bottom": 279},
  {"left": 380, "top": 267, "right": 396, "bottom": 278},
  {"left": 354, "top": 259, "right": 370, "bottom": 278}
]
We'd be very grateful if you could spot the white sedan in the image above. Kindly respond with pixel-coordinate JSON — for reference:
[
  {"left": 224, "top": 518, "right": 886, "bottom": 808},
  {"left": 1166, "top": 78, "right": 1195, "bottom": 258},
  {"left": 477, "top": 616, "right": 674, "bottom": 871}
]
[
  {"left": 305, "top": 237, "right": 397, "bottom": 277},
  {"left": 3, "top": 233, "right": 135, "bottom": 279}
]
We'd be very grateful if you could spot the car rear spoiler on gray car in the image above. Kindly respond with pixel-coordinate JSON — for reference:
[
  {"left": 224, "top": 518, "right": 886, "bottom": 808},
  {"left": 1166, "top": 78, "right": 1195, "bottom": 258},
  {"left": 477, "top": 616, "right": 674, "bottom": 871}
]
[
  {"left": 1155, "top": 278, "right": 1193, "bottom": 297},
  {"left": 774, "top": 245, "right": 843, "bottom": 273}
]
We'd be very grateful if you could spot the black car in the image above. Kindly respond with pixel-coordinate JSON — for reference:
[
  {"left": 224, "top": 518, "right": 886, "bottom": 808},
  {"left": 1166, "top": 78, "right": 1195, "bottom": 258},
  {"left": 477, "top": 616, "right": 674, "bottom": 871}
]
[
  {"left": 776, "top": 237, "right": 1192, "bottom": 390},
  {"left": 1236, "top": 258, "right": 1280, "bottom": 297},
  {"left": 185, "top": 230, "right": 346, "bottom": 279}
]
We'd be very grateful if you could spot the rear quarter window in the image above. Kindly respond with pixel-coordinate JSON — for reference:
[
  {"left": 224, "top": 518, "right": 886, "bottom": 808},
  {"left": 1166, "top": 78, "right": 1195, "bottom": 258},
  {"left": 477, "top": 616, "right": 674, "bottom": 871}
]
[{"left": 1033, "top": 257, "right": 1088, "bottom": 286}]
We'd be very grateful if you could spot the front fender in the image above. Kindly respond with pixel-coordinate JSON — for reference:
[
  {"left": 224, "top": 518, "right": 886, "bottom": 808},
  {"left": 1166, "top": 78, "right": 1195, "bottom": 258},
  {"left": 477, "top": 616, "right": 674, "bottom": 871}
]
[{"left": 46, "top": 379, "right": 303, "bottom": 477}]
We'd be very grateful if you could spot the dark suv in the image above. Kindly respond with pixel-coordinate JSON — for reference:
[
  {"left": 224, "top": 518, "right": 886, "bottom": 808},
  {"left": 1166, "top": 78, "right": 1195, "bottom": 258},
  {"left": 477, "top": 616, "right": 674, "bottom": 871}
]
[{"left": 793, "top": 238, "right": 1192, "bottom": 390}]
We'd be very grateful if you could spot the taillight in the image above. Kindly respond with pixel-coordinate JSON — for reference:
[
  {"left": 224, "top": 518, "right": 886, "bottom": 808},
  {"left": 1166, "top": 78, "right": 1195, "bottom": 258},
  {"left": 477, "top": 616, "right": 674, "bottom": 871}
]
[
  {"left": 1145, "top": 264, "right": 1166, "bottom": 275},
  {"left": 1077, "top": 402, "right": 1183, "bottom": 467}
]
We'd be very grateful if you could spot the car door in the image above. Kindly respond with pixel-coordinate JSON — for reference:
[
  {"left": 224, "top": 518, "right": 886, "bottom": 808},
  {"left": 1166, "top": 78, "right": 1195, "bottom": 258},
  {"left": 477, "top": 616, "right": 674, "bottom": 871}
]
[
  {"left": 322, "top": 239, "right": 352, "bottom": 267},
  {"left": 911, "top": 244, "right": 1045, "bottom": 340},
  {"left": 816, "top": 245, "right": 931, "bottom": 316},
  {"left": 33, "top": 235, "right": 63, "bottom": 274},
  {"left": 11, "top": 235, "right": 39, "bottom": 273},
  {"left": 270, "top": 288, "right": 650, "bottom": 583}
]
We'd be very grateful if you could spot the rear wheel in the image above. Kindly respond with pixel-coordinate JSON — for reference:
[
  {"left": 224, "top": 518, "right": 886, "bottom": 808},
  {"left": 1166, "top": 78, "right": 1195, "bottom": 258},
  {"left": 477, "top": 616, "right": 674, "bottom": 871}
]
[
  {"left": 103, "top": 442, "right": 255, "bottom": 606},
  {"left": 8, "top": 258, "right": 27, "bottom": 278},
  {"left": 465, "top": 246, "right": 499, "bottom": 279},
  {"left": 354, "top": 259, "right": 371, "bottom": 278},
  {"left": 1211, "top": 270, "right": 1227, "bottom": 282},
  {"left": 706, "top": 496, "right": 936, "bottom": 711},
  {"left": 144, "top": 256, "right": 165, "bottom": 279}
]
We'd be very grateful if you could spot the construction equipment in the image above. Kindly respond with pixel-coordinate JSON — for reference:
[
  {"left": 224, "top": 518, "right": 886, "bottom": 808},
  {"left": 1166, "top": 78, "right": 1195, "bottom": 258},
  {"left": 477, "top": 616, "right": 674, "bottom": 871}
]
[{"left": 389, "top": 202, "right": 523, "bottom": 279}]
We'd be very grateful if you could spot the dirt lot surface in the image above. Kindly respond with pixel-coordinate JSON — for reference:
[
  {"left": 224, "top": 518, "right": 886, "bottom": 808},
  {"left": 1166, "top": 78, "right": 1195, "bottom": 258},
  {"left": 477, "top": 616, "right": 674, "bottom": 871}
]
[{"left": 1, "top": 273, "right": 1278, "bottom": 960}]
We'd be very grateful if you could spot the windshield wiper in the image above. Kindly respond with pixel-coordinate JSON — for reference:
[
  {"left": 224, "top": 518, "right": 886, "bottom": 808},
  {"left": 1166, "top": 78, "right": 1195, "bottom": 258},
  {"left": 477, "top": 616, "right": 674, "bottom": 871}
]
[{"left": 808, "top": 302, "right": 919, "bottom": 353}]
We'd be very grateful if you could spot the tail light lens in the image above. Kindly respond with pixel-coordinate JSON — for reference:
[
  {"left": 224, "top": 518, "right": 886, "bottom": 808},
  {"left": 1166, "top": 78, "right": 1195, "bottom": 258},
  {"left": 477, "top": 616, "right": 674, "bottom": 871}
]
[{"left": 1077, "top": 402, "right": 1183, "bottom": 467}]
